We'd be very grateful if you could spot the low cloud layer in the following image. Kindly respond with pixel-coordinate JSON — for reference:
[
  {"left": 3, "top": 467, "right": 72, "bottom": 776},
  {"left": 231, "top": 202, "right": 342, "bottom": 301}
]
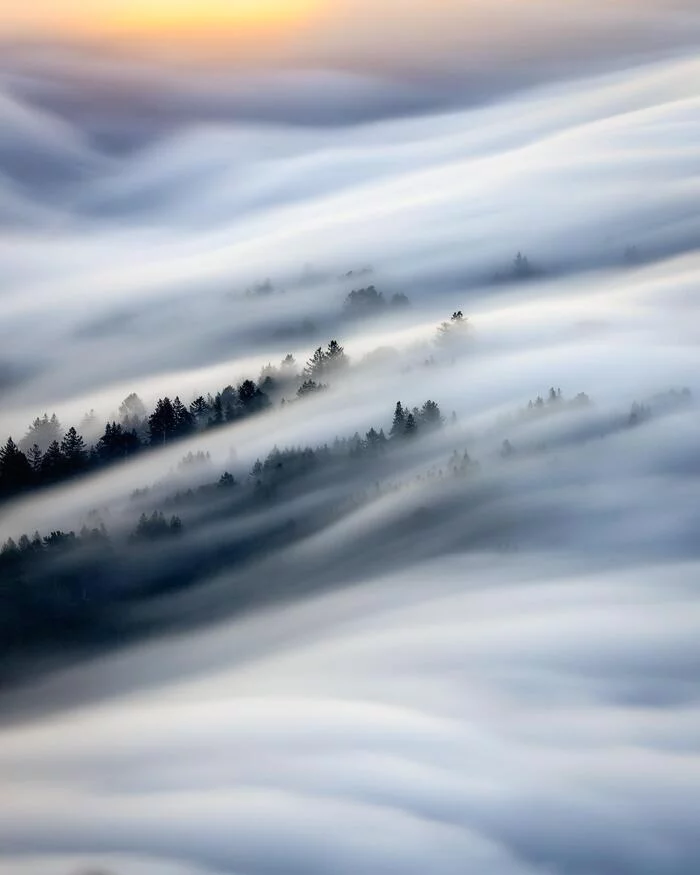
[
  {"left": 1, "top": 9, "right": 700, "bottom": 875},
  {"left": 1, "top": 558, "right": 700, "bottom": 875}
]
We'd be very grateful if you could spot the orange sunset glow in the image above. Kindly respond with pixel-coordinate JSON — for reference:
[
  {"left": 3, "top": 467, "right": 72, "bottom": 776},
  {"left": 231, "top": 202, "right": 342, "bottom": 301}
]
[
  {"left": 0, "top": 0, "right": 322, "bottom": 42},
  {"left": 108, "top": 0, "right": 320, "bottom": 36}
]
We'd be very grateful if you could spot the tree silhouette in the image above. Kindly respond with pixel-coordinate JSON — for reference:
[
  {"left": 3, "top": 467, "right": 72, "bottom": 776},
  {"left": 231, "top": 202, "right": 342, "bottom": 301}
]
[
  {"left": 390, "top": 402, "right": 406, "bottom": 438},
  {"left": 0, "top": 437, "right": 33, "bottom": 494},
  {"left": 172, "top": 396, "right": 195, "bottom": 437},
  {"left": 404, "top": 413, "right": 418, "bottom": 437},
  {"left": 343, "top": 285, "right": 386, "bottom": 317},
  {"left": 96, "top": 422, "right": 140, "bottom": 462},
  {"left": 325, "top": 340, "right": 349, "bottom": 373},
  {"left": 119, "top": 393, "right": 147, "bottom": 431},
  {"left": 60, "top": 427, "right": 88, "bottom": 474},
  {"left": 190, "top": 396, "right": 210, "bottom": 425},
  {"left": 297, "top": 380, "right": 326, "bottom": 397},
  {"left": 304, "top": 346, "right": 327, "bottom": 381},
  {"left": 27, "top": 443, "right": 43, "bottom": 473},
  {"left": 513, "top": 252, "right": 532, "bottom": 278},
  {"left": 238, "top": 380, "right": 270, "bottom": 414},
  {"left": 132, "top": 511, "right": 183, "bottom": 541},
  {"left": 218, "top": 472, "right": 237, "bottom": 489},
  {"left": 420, "top": 400, "right": 443, "bottom": 429},
  {"left": 149, "top": 398, "right": 177, "bottom": 446},
  {"left": 436, "top": 311, "right": 470, "bottom": 348},
  {"left": 40, "top": 440, "right": 65, "bottom": 481},
  {"left": 21, "top": 413, "right": 62, "bottom": 453}
]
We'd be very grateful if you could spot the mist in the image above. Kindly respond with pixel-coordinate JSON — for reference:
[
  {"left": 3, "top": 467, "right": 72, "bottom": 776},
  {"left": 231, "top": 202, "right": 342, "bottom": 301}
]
[{"left": 1, "top": 3, "right": 700, "bottom": 874}]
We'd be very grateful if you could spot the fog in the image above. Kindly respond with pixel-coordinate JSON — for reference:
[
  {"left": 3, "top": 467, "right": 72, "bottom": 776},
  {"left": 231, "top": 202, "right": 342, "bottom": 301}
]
[{"left": 1, "top": 5, "right": 700, "bottom": 874}]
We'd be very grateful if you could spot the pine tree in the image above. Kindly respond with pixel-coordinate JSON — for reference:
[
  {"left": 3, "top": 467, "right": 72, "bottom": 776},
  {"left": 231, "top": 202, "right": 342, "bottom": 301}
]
[
  {"left": 238, "top": 380, "right": 270, "bottom": 414},
  {"left": 218, "top": 472, "right": 236, "bottom": 489},
  {"left": 208, "top": 395, "right": 224, "bottom": 428},
  {"left": 27, "top": 443, "right": 43, "bottom": 472},
  {"left": 80, "top": 409, "right": 99, "bottom": 439},
  {"left": 149, "top": 398, "right": 176, "bottom": 445},
  {"left": 297, "top": 380, "right": 325, "bottom": 397},
  {"left": 172, "top": 397, "right": 195, "bottom": 437},
  {"left": 41, "top": 440, "right": 65, "bottom": 481},
  {"left": 513, "top": 252, "right": 533, "bottom": 279},
  {"left": 404, "top": 413, "right": 418, "bottom": 437},
  {"left": 420, "top": 400, "right": 443, "bottom": 429},
  {"left": 21, "top": 413, "right": 62, "bottom": 453},
  {"left": 281, "top": 354, "right": 297, "bottom": 373},
  {"left": 436, "top": 311, "right": 469, "bottom": 349},
  {"left": 60, "top": 427, "right": 88, "bottom": 473},
  {"left": 0, "top": 437, "right": 33, "bottom": 494},
  {"left": 119, "top": 393, "right": 147, "bottom": 430},
  {"left": 304, "top": 347, "right": 327, "bottom": 381},
  {"left": 390, "top": 402, "right": 406, "bottom": 438},
  {"left": 190, "top": 396, "right": 210, "bottom": 425},
  {"left": 97, "top": 422, "right": 140, "bottom": 462},
  {"left": 325, "top": 340, "right": 349, "bottom": 374}
]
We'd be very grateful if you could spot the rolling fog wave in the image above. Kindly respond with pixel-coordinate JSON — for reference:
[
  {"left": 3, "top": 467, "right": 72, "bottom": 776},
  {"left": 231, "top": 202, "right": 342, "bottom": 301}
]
[
  {"left": 1, "top": 9, "right": 700, "bottom": 874},
  {"left": 2, "top": 558, "right": 700, "bottom": 875}
]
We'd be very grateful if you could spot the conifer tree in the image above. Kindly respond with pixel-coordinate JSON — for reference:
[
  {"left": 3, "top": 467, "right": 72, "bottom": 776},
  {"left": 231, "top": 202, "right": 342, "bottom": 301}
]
[
  {"left": 0, "top": 437, "right": 33, "bottom": 494},
  {"left": 41, "top": 440, "right": 65, "bottom": 481},
  {"left": 60, "top": 427, "right": 88, "bottom": 473},
  {"left": 390, "top": 402, "right": 406, "bottom": 438}
]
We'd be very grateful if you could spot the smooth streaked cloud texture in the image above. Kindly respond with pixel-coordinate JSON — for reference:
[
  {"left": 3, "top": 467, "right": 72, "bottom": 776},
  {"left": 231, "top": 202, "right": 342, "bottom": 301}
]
[{"left": 1, "top": 5, "right": 700, "bottom": 875}]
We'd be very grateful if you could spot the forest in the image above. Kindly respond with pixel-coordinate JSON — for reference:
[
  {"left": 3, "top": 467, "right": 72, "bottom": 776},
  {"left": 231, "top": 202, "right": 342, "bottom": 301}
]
[{"left": 2, "top": 357, "right": 686, "bottom": 671}]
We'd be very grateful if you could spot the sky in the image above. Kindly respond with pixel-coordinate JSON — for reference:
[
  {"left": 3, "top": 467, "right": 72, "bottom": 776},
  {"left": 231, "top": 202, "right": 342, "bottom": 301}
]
[
  {"left": 3, "top": 1, "right": 700, "bottom": 65},
  {"left": 1, "top": 0, "right": 321, "bottom": 45},
  {"left": 1, "top": 3, "right": 700, "bottom": 875}
]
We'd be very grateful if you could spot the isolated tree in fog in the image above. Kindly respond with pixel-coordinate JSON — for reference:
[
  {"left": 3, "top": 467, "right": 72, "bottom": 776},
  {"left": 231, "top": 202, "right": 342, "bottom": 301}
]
[
  {"left": 436, "top": 311, "right": 470, "bottom": 349},
  {"left": 511, "top": 252, "right": 539, "bottom": 280}
]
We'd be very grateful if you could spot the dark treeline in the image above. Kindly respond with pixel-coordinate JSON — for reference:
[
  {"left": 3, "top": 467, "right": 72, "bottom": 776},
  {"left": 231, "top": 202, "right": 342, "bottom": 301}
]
[
  {"left": 0, "top": 396, "right": 450, "bottom": 664},
  {"left": 0, "top": 339, "right": 355, "bottom": 506},
  {"left": 1, "top": 382, "right": 688, "bottom": 669},
  {"left": 0, "top": 307, "right": 477, "bottom": 506},
  {"left": 343, "top": 285, "right": 410, "bottom": 319}
]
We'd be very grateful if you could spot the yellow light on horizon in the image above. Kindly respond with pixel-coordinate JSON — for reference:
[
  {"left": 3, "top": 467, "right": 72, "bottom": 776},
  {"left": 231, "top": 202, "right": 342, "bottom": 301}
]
[
  {"left": 0, "top": 0, "right": 322, "bottom": 44},
  {"left": 103, "top": 0, "right": 320, "bottom": 38}
]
